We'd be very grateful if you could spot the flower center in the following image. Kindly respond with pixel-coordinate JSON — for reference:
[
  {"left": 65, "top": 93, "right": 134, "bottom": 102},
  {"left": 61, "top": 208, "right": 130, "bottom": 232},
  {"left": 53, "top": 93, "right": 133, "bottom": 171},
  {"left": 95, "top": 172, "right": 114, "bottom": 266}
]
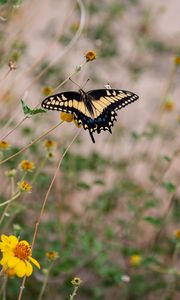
[{"left": 14, "top": 242, "right": 31, "bottom": 260}]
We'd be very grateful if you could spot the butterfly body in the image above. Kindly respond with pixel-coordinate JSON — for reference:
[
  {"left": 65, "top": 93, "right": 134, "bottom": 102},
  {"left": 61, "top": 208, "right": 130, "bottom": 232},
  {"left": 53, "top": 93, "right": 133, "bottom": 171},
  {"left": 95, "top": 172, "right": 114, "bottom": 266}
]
[{"left": 41, "top": 88, "right": 139, "bottom": 143}]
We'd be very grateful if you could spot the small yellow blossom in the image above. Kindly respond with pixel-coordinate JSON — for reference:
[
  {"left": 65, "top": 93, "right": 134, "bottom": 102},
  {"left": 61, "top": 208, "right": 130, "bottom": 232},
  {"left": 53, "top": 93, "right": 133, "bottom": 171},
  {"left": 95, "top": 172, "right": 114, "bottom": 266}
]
[
  {"left": 20, "top": 160, "right": 35, "bottom": 172},
  {"left": 71, "top": 277, "right": 82, "bottom": 286},
  {"left": 85, "top": 50, "right": 96, "bottom": 62},
  {"left": 44, "top": 139, "right": 57, "bottom": 150},
  {"left": 46, "top": 251, "right": 59, "bottom": 261},
  {"left": 163, "top": 99, "right": 175, "bottom": 112},
  {"left": 42, "top": 86, "right": 54, "bottom": 96},
  {"left": 18, "top": 180, "right": 32, "bottom": 192},
  {"left": 0, "top": 235, "right": 40, "bottom": 278},
  {"left": 60, "top": 112, "right": 74, "bottom": 122},
  {"left": 0, "top": 140, "right": 10, "bottom": 150},
  {"left": 175, "top": 229, "right": 180, "bottom": 239},
  {"left": 174, "top": 55, "right": 180, "bottom": 66},
  {"left": 130, "top": 255, "right": 142, "bottom": 266}
]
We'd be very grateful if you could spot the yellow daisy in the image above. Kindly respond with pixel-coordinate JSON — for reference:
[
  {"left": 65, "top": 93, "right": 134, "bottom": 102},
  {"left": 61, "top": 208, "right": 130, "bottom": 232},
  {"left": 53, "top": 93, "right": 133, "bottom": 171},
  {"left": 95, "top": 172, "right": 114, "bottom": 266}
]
[
  {"left": 18, "top": 180, "right": 32, "bottom": 192},
  {"left": 60, "top": 112, "right": 74, "bottom": 122},
  {"left": 0, "top": 235, "right": 40, "bottom": 278},
  {"left": 130, "top": 254, "right": 142, "bottom": 266},
  {"left": 84, "top": 50, "right": 96, "bottom": 62},
  {"left": 46, "top": 251, "right": 59, "bottom": 261},
  {"left": 20, "top": 160, "right": 35, "bottom": 172},
  {"left": 0, "top": 140, "right": 10, "bottom": 150},
  {"left": 71, "top": 277, "right": 82, "bottom": 286}
]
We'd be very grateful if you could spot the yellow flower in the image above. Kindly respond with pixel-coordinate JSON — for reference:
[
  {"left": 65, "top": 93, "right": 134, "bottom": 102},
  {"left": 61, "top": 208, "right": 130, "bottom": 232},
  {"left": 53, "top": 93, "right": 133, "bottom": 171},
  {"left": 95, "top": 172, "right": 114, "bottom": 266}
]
[
  {"left": 71, "top": 277, "right": 82, "bottom": 286},
  {"left": 175, "top": 229, "right": 180, "bottom": 239},
  {"left": 60, "top": 112, "right": 74, "bottom": 122},
  {"left": 174, "top": 55, "right": 180, "bottom": 66},
  {"left": 18, "top": 180, "right": 32, "bottom": 192},
  {"left": 130, "top": 255, "right": 142, "bottom": 266},
  {"left": 85, "top": 50, "right": 96, "bottom": 62},
  {"left": 20, "top": 160, "right": 35, "bottom": 172},
  {"left": 42, "top": 86, "right": 54, "bottom": 96},
  {"left": 46, "top": 251, "right": 59, "bottom": 261},
  {"left": 0, "top": 140, "right": 10, "bottom": 150},
  {"left": 44, "top": 139, "right": 57, "bottom": 150},
  {"left": 0, "top": 235, "right": 40, "bottom": 278},
  {"left": 163, "top": 99, "right": 175, "bottom": 112}
]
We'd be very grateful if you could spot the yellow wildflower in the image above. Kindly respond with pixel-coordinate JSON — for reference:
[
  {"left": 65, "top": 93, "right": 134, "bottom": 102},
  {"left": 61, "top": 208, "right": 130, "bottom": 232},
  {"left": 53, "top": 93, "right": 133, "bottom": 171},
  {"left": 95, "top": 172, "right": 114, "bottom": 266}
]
[
  {"left": 71, "top": 277, "right": 82, "bottom": 286},
  {"left": 174, "top": 55, "right": 180, "bottom": 66},
  {"left": 46, "top": 251, "right": 59, "bottom": 261},
  {"left": 85, "top": 50, "right": 96, "bottom": 62},
  {"left": 18, "top": 180, "right": 32, "bottom": 192},
  {"left": 60, "top": 112, "right": 74, "bottom": 122},
  {"left": 163, "top": 99, "right": 175, "bottom": 112},
  {"left": 175, "top": 229, "right": 180, "bottom": 239},
  {"left": 44, "top": 139, "right": 57, "bottom": 150},
  {"left": 20, "top": 160, "right": 35, "bottom": 172},
  {"left": 0, "top": 140, "right": 10, "bottom": 150},
  {"left": 0, "top": 235, "right": 40, "bottom": 278},
  {"left": 42, "top": 86, "right": 54, "bottom": 96},
  {"left": 130, "top": 255, "right": 142, "bottom": 266}
]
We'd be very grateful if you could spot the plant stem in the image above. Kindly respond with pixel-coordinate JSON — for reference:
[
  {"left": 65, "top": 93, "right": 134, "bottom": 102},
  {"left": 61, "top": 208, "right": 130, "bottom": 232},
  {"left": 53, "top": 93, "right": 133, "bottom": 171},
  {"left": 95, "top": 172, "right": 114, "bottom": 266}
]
[
  {"left": 0, "top": 121, "right": 63, "bottom": 165},
  {"left": 69, "top": 286, "right": 79, "bottom": 300},
  {"left": 37, "top": 262, "right": 54, "bottom": 300},
  {"left": 17, "top": 129, "right": 82, "bottom": 300}
]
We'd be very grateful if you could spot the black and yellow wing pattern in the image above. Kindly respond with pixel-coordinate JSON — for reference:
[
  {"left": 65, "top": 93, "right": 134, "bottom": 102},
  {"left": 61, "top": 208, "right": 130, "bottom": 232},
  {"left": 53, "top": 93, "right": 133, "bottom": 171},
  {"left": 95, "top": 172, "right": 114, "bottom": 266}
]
[{"left": 41, "top": 89, "right": 139, "bottom": 143}]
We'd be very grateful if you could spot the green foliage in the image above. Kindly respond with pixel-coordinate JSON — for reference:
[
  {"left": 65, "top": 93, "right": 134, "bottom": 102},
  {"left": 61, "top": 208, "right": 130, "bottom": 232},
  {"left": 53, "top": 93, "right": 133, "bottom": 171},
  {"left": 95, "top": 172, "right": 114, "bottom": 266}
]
[
  {"left": 21, "top": 100, "right": 46, "bottom": 116},
  {"left": 163, "top": 181, "right": 176, "bottom": 193},
  {"left": 143, "top": 216, "right": 162, "bottom": 228}
]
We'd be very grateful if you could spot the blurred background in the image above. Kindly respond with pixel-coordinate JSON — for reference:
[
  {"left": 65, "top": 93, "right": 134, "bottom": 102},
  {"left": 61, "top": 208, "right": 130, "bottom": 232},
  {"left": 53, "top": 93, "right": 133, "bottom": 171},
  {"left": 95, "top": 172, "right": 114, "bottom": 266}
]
[{"left": 0, "top": 0, "right": 180, "bottom": 299}]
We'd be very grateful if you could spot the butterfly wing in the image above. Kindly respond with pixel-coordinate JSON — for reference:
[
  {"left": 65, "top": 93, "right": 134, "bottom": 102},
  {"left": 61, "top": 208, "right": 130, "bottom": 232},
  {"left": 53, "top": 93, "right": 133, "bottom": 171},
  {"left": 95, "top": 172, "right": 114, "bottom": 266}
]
[
  {"left": 86, "top": 89, "right": 139, "bottom": 137},
  {"left": 41, "top": 91, "right": 82, "bottom": 113},
  {"left": 41, "top": 89, "right": 139, "bottom": 143}
]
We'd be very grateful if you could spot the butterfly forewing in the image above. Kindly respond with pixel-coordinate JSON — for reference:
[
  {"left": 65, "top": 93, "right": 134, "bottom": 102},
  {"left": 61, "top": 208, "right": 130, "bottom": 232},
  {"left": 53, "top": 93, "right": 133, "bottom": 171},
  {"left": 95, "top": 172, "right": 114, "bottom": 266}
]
[{"left": 41, "top": 91, "right": 81, "bottom": 112}]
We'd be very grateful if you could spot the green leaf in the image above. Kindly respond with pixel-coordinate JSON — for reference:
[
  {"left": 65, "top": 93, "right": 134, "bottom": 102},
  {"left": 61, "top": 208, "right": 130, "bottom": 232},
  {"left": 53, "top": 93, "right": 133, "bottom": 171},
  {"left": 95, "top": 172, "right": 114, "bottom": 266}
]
[
  {"left": 21, "top": 99, "right": 46, "bottom": 116},
  {"left": 143, "top": 216, "right": 162, "bottom": 228},
  {"left": 0, "top": 0, "right": 7, "bottom": 4},
  {"left": 77, "top": 181, "right": 91, "bottom": 190},
  {"left": 163, "top": 181, "right": 176, "bottom": 193}
]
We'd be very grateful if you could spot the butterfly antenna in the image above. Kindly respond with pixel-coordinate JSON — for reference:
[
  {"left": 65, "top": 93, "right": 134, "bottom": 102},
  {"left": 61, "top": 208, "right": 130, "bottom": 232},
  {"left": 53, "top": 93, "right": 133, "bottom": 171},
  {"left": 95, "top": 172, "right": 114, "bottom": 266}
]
[
  {"left": 69, "top": 78, "right": 82, "bottom": 89},
  {"left": 82, "top": 78, "right": 90, "bottom": 89}
]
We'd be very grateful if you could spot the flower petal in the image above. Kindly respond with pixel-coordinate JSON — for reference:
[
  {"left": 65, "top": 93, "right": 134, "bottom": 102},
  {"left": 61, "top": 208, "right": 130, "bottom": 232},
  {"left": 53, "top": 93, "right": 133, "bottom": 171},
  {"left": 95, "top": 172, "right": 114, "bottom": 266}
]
[
  {"left": 9, "top": 235, "right": 18, "bottom": 246},
  {"left": 29, "top": 257, "right": 40, "bottom": 269},
  {"left": 20, "top": 240, "right": 30, "bottom": 247},
  {"left": 14, "top": 260, "right": 26, "bottom": 277},
  {"left": 7, "top": 257, "right": 19, "bottom": 268},
  {"left": 25, "top": 261, "right": 33, "bottom": 277}
]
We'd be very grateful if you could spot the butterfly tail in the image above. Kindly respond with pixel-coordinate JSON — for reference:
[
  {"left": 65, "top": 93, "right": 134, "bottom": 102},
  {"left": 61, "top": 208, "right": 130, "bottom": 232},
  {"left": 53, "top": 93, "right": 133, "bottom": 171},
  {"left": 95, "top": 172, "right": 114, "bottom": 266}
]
[{"left": 89, "top": 130, "right": 95, "bottom": 143}]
